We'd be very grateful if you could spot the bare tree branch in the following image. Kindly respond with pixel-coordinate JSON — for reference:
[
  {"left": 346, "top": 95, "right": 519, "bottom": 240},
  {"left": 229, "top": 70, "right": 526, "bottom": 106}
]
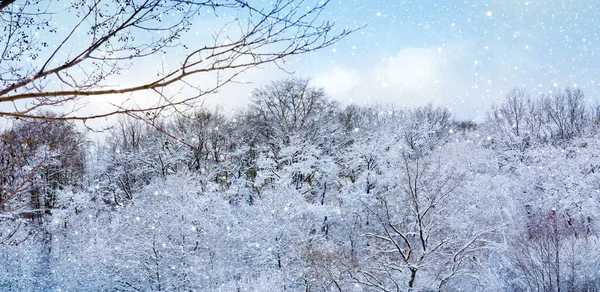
[{"left": 0, "top": 0, "right": 356, "bottom": 123}]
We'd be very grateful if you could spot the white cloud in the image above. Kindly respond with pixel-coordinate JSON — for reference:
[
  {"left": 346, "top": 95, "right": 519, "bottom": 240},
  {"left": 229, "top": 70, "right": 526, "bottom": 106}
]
[
  {"left": 378, "top": 47, "right": 444, "bottom": 94},
  {"left": 313, "top": 46, "right": 465, "bottom": 107},
  {"left": 313, "top": 66, "right": 360, "bottom": 97}
]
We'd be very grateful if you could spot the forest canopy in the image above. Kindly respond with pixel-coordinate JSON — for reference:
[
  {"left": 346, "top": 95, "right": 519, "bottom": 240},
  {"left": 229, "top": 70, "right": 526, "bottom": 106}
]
[{"left": 1, "top": 78, "right": 600, "bottom": 291}]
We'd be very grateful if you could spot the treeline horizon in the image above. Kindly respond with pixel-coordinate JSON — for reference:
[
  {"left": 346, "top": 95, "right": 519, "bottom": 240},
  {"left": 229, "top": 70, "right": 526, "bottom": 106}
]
[{"left": 1, "top": 78, "right": 600, "bottom": 291}]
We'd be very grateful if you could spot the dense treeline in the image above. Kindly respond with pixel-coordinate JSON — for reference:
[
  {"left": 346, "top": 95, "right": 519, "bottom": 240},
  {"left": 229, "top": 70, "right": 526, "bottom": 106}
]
[{"left": 1, "top": 78, "right": 600, "bottom": 291}]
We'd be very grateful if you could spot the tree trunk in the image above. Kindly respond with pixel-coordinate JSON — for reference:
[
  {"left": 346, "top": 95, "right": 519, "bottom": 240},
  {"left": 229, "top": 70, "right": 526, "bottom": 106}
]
[{"left": 409, "top": 267, "right": 417, "bottom": 290}]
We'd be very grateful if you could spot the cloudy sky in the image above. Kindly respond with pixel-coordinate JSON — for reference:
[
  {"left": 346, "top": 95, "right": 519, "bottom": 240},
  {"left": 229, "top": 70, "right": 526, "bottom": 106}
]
[
  {"left": 201, "top": 0, "right": 598, "bottom": 121},
  {"left": 3, "top": 0, "right": 598, "bottom": 124}
]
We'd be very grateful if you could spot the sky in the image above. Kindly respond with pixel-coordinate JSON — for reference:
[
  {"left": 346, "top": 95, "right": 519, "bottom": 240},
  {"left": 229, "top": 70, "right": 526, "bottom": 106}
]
[
  {"left": 3, "top": 0, "right": 599, "bottom": 124},
  {"left": 202, "top": 0, "right": 598, "bottom": 121}
]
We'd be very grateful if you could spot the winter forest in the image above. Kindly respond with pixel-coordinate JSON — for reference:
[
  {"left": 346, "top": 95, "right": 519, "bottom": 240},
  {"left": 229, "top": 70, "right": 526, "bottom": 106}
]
[
  {"left": 2, "top": 79, "right": 600, "bottom": 291},
  {"left": 2, "top": 0, "right": 600, "bottom": 291}
]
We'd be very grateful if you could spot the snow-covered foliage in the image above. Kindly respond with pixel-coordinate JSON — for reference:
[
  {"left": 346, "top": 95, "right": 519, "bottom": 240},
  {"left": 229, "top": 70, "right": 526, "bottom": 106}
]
[{"left": 2, "top": 82, "right": 600, "bottom": 291}]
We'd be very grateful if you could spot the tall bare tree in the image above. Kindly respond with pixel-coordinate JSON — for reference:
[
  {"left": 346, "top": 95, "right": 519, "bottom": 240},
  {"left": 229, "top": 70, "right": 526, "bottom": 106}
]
[
  {"left": 248, "top": 77, "right": 338, "bottom": 145},
  {"left": 542, "top": 87, "right": 587, "bottom": 140}
]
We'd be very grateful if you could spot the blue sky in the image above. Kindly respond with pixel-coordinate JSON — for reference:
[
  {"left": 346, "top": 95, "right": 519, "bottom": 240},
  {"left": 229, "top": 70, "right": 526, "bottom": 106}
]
[{"left": 223, "top": 0, "right": 599, "bottom": 120}]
